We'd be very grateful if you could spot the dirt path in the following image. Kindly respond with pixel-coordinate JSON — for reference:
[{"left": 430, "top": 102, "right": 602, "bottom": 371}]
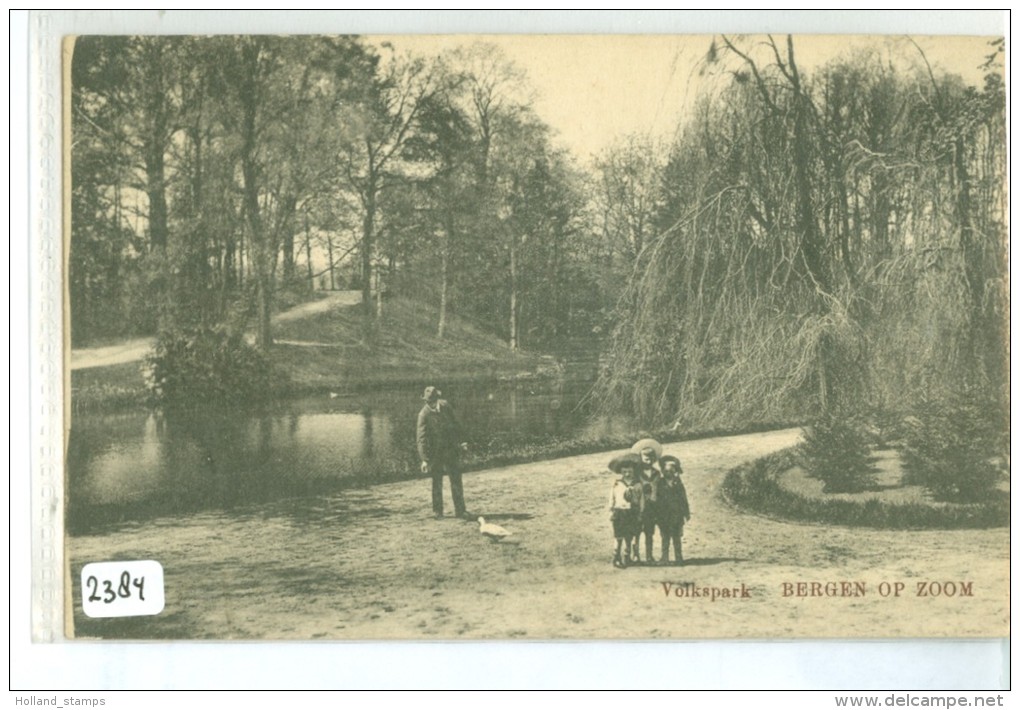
[
  {"left": 69, "top": 337, "right": 157, "bottom": 371},
  {"left": 70, "top": 291, "right": 362, "bottom": 370},
  {"left": 67, "top": 428, "right": 1008, "bottom": 640},
  {"left": 272, "top": 289, "right": 362, "bottom": 323}
]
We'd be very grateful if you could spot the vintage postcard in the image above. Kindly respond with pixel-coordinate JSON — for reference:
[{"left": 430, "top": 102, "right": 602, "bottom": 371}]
[{"left": 60, "top": 30, "right": 1008, "bottom": 643}]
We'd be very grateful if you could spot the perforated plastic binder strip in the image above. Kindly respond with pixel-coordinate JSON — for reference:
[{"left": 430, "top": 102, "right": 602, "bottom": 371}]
[{"left": 29, "top": 10, "right": 67, "bottom": 643}]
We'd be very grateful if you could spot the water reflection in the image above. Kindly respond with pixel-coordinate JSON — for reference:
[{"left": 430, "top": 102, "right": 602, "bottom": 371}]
[{"left": 67, "top": 379, "right": 627, "bottom": 535}]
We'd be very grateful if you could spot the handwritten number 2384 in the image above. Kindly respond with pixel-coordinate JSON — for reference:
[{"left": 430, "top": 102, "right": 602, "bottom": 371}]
[{"left": 86, "top": 572, "right": 145, "bottom": 603}]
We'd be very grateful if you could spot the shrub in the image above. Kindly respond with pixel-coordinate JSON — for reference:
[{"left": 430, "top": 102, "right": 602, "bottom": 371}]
[
  {"left": 144, "top": 326, "right": 273, "bottom": 409},
  {"left": 865, "top": 406, "right": 909, "bottom": 447},
  {"left": 800, "top": 413, "right": 878, "bottom": 493},
  {"left": 721, "top": 448, "right": 1008, "bottom": 529},
  {"left": 901, "top": 391, "right": 1005, "bottom": 503}
]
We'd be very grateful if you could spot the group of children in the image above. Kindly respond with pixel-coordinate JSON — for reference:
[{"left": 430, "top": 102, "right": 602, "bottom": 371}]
[{"left": 607, "top": 438, "right": 691, "bottom": 568}]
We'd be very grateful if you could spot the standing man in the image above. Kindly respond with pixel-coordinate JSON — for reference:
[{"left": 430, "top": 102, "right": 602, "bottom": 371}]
[{"left": 417, "top": 386, "right": 469, "bottom": 519}]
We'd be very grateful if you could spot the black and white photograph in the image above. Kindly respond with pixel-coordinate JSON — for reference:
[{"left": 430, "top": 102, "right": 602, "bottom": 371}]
[{"left": 61, "top": 28, "right": 1008, "bottom": 643}]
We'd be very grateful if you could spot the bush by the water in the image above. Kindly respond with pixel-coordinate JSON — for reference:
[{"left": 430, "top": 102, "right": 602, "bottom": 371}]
[
  {"left": 144, "top": 326, "right": 273, "bottom": 408},
  {"left": 722, "top": 449, "right": 1008, "bottom": 529},
  {"left": 800, "top": 413, "right": 878, "bottom": 493},
  {"left": 901, "top": 391, "right": 1006, "bottom": 503}
]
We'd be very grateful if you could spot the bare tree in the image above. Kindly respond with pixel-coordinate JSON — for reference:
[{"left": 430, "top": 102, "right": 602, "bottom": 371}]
[
  {"left": 336, "top": 47, "right": 439, "bottom": 320},
  {"left": 593, "top": 134, "right": 666, "bottom": 264}
]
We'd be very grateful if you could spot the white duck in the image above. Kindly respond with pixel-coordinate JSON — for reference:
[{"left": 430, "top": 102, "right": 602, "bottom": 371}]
[{"left": 478, "top": 517, "right": 512, "bottom": 542}]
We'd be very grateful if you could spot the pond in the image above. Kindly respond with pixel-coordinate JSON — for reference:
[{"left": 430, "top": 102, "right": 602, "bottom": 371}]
[{"left": 66, "top": 377, "right": 639, "bottom": 535}]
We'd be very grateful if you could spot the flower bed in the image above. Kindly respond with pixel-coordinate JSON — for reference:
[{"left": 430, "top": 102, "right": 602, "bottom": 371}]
[{"left": 721, "top": 448, "right": 1009, "bottom": 529}]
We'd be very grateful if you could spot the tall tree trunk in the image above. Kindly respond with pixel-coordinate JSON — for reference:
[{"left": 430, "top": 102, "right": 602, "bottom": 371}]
[
  {"left": 839, "top": 176, "right": 854, "bottom": 280},
  {"left": 509, "top": 233, "right": 518, "bottom": 351},
  {"left": 304, "top": 216, "right": 314, "bottom": 291},
  {"left": 361, "top": 185, "right": 376, "bottom": 317},
  {"left": 437, "top": 226, "right": 450, "bottom": 340},
  {"left": 326, "top": 232, "right": 335, "bottom": 290},
  {"left": 142, "top": 41, "right": 169, "bottom": 252},
  {"left": 255, "top": 277, "right": 272, "bottom": 350},
  {"left": 783, "top": 37, "right": 834, "bottom": 411},
  {"left": 551, "top": 223, "right": 563, "bottom": 338},
  {"left": 237, "top": 229, "right": 245, "bottom": 288},
  {"left": 793, "top": 106, "right": 824, "bottom": 289},
  {"left": 954, "top": 136, "right": 993, "bottom": 383},
  {"left": 188, "top": 122, "right": 212, "bottom": 323},
  {"left": 872, "top": 171, "right": 891, "bottom": 258},
  {"left": 239, "top": 40, "right": 272, "bottom": 351},
  {"left": 221, "top": 232, "right": 236, "bottom": 318},
  {"left": 144, "top": 141, "right": 169, "bottom": 252},
  {"left": 282, "top": 222, "right": 295, "bottom": 282}
]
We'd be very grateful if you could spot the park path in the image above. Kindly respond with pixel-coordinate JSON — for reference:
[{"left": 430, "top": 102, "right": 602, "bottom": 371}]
[
  {"left": 69, "top": 290, "right": 362, "bottom": 370},
  {"left": 67, "top": 428, "right": 1008, "bottom": 640}
]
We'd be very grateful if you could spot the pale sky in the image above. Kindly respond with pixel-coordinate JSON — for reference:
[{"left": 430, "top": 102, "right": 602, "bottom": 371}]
[{"left": 374, "top": 34, "right": 999, "bottom": 164}]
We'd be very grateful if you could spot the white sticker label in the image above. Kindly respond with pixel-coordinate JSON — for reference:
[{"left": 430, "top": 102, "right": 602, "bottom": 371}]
[{"left": 81, "top": 560, "right": 165, "bottom": 618}]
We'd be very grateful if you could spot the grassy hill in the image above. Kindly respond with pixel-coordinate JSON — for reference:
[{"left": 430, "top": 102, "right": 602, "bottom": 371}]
[
  {"left": 271, "top": 296, "right": 555, "bottom": 393},
  {"left": 71, "top": 296, "right": 556, "bottom": 411}
]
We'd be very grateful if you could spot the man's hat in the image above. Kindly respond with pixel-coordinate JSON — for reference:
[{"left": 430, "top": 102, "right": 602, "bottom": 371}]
[
  {"left": 608, "top": 452, "right": 643, "bottom": 474},
  {"left": 422, "top": 385, "right": 442, "bottom": 401}
]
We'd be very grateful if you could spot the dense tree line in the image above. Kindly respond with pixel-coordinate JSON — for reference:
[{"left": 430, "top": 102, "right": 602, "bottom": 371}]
[
  {"left": 70, "top": 37, "right": 605, "bottom": 350},
  {"left": 597, "top": 36, "right": 1006, "bottom": 432},
  {"left": 72, "top": 35, "right": 1006, "bottom": 444}
]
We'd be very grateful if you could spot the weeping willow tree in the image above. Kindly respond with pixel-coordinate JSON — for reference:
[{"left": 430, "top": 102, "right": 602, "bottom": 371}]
[{"left": 596, "top": 36, "right": 1007, "bottom": 432}]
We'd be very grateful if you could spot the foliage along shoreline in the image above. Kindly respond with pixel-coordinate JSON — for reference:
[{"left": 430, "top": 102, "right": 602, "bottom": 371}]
[
  {"left": 69, "top": 354, "right": 562, "bottom": 415},
  {"left": 71, "top": 293, "right": 564, "bottom": 414},
  {"left": 721, "top": 448, "right": 1009, "bottom": 530}
]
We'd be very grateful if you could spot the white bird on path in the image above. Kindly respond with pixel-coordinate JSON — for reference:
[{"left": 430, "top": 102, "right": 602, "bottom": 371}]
[{"left": 478, "top": 517, "right": 512, "bottom": 542}]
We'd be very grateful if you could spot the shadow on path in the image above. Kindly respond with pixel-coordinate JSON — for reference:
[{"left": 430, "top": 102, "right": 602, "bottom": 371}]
[
  {"left": 603, "top": 557, "right": 748, "bottom": 569},
  {"left": 678, "top": 556, "right": 748, "bottom": 567},
  {"left": 475, "top": 512, "right": 535, "bottom": 522}
]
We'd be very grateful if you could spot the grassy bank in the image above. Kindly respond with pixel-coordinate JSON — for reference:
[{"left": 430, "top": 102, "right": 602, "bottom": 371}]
[
  {"left": 721, "top": 448, "right": 1009, "bottom": 529},
  {"left": 271, "top": 297, "right": 555, "bottom": 394},
  {"left": 70, "top": 361, "right": 151, "bottom": 412},
  {"left": 71, "top": 296, "right": 556, "bottom": 413}
]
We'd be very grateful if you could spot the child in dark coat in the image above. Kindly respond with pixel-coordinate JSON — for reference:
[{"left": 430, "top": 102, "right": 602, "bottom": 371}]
[
  {"left": 657, "top": 455, "right": 691, "bottom": 565},
  {"left": 631, "top": 438, "right": 662, "bottom": 564},
  {"left": 608, "top": 453, "right": 644, "bottom": 568}
]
